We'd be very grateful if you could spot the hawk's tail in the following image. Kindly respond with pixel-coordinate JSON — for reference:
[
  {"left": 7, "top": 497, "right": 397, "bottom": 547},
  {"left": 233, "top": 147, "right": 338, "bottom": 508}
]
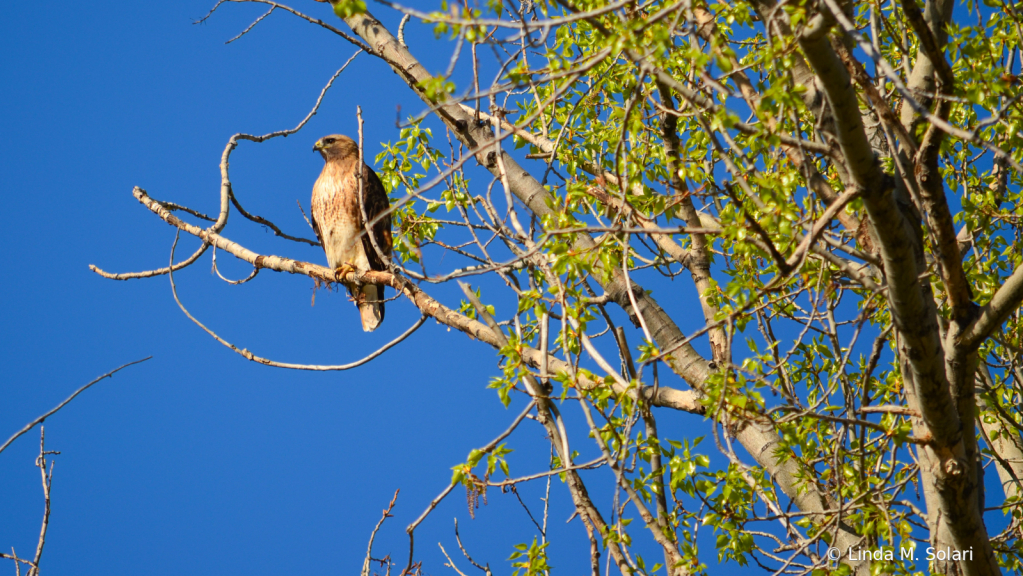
[{"left": 357, "top": 283, "right": 385, "bottom": 332}]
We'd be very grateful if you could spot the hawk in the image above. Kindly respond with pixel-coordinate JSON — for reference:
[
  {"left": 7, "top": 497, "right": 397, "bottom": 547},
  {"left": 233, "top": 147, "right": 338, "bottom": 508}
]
[{"left": 311, "top": 134, "right": 393, "bottom": 332}]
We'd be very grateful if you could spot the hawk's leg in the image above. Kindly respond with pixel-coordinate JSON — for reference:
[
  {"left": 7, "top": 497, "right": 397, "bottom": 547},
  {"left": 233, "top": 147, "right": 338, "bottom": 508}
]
[{"left": 333, "top": 262, "right": 359, "bottom": 285}]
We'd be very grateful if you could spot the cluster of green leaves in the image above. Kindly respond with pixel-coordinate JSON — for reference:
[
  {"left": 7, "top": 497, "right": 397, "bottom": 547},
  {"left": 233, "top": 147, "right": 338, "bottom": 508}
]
[
  {"left": 427, "top": 1, "right": 491, "bottom": 42},
  {"left": 376, "top": 120, "right": 447, "bottom": 264},
  {"left": 508, "top": 538, "right": 552, "bottom": 576},
  {"left": 451, "top": 442, "right": 513, "bottom": 486},
  {"left": 331, "top": 0, "right": 366, "bottom": 19}
]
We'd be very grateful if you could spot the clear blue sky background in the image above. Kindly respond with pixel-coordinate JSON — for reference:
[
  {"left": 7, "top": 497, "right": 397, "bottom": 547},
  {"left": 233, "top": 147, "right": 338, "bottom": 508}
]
[
  {"left": 1, "top": 2, "right": 1010, "bottom": 575},
  {"left": 0, "top": 2, "right": 708, "bottom": 574}
]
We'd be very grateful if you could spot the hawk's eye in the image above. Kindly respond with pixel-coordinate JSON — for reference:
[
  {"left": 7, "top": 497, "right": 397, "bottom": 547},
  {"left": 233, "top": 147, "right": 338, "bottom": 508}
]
[{"left": 324, "top": 138, "right": 336, "bottom": 144}]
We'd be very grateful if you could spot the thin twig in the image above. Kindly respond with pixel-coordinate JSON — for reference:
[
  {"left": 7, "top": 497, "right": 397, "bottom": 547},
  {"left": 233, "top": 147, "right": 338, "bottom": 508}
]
[
  {"left": 454, "top": 519, "right": 492, "bottom": 576},
  {"left": 363, "top": 490, "right": 400, "bottom": 576},
  {"left": 438, "top": 543, "right": 469, "bottom": 576},
  {"left": 397, "top": 13, "right": 411, "bottom": 47},
  {"left": 226, "top": 5, "right": 275, "bottom": 43},
  {"left": 0, "top": 358, "right": 152, "bottom": 457},
  {"left": 28, "top": 428, "right": 55, "bottom": 576}
]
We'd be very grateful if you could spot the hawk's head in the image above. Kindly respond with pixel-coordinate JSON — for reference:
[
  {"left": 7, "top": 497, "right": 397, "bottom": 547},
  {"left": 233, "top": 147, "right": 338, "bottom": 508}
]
[{"left": 313, "top": 134, "right": 359, "bottom": 161}]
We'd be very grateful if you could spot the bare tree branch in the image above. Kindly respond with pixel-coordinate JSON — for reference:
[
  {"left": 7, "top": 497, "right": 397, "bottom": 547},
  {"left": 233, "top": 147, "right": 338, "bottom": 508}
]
[{"left": 0, "top": 358, "right": 152, "bottom": 458}]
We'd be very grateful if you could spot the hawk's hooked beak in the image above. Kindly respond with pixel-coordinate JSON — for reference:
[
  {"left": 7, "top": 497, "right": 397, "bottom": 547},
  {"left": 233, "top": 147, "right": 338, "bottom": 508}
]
[{"left": 312, "top": 140, "right": 323, "bottom": 152}]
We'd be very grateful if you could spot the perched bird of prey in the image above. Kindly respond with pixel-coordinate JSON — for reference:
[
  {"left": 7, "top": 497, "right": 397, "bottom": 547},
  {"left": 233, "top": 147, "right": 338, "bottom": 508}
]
[{"left": 311, "top": 134, "right": 393, "bottom": 332}]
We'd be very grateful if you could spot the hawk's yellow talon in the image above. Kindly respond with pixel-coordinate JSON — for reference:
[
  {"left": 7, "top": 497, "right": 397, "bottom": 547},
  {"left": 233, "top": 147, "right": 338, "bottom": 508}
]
[{"left": 334, "top": 263, "right": 356, "bottom": 282}]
